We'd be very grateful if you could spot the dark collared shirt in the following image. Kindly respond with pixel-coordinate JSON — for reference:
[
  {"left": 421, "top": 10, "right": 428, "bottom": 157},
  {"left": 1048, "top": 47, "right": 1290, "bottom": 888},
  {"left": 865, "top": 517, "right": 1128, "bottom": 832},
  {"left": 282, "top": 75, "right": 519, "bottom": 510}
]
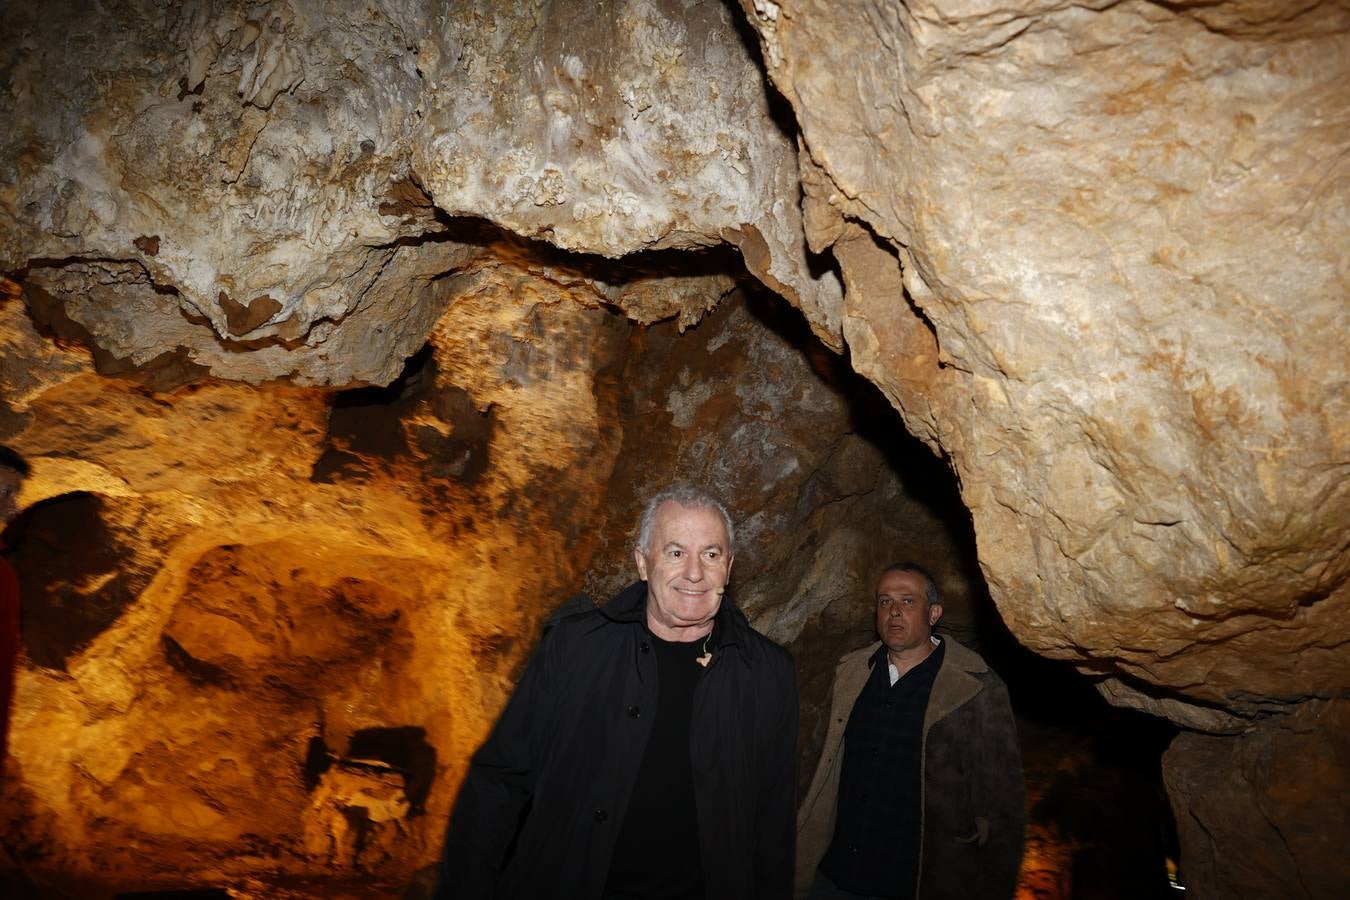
[{"left": 820, "top": 638, "right": 946, "bottom": 899}]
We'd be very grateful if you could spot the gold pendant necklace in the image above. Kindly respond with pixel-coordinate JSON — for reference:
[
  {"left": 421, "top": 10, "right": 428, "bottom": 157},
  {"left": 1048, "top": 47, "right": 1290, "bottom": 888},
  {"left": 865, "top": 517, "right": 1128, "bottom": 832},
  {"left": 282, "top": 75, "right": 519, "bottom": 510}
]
[{"left": 696, "top": 632, "right": 713, "bottom": 667}]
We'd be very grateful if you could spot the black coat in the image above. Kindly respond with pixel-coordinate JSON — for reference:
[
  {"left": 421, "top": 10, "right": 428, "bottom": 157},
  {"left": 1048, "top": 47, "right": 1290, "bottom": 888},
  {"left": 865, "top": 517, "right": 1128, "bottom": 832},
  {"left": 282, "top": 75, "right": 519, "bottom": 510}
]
[{"left": 437, "top": 581, "right": 799, "bottom": 900}]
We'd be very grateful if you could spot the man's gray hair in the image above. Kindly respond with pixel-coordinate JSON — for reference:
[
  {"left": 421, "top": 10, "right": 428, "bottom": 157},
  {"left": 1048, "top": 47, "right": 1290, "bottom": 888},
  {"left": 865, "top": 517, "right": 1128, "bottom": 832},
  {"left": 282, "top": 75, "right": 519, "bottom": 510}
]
[
  {"left": 636, "top": 483, "right": 735, "bottom": 555},
  {"left": 880, "top": 562, "right": 942, "bottom": 609}
]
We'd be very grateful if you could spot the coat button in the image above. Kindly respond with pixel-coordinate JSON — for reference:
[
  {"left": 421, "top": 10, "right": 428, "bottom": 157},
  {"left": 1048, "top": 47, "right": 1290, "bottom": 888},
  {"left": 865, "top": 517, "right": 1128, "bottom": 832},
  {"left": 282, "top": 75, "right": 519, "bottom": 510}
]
[
  {"left": 639, "top": 641, "right": 650, "bottom": 653},
  {"left": 594, "top": 809, "right": 608, "bottom": 822},
  {"left": 626, "top": 705, "right": 641, "bottom": 718}
]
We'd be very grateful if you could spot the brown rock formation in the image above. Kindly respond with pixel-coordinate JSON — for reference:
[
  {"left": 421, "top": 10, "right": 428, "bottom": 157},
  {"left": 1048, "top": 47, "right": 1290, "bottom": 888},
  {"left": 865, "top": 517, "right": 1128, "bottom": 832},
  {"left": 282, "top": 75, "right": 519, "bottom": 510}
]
[
  {"left": 739, "top": 0, "right": 1350, "bottom": 725},
  {"left": 1163, "top": 699, "right": 1350, "bottom": 899},
  {"left": 733, "top": 3, "right": 1349, "bottom": 893},
  {"left": 1, "top": 263, "right": 976, "bottom": 894}
]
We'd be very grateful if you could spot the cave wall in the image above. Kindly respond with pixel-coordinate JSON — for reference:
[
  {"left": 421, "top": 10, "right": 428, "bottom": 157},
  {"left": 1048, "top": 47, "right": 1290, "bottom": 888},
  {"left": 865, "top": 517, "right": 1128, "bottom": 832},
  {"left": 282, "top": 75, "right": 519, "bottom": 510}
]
[
  {"left": 3, "top": 0, "right": 1349, "bottom": 896},
  {"left": 1162, "top": 699, "right": 1350, "bottom": 899},
  {"left": 0, "top": 260, "right": 642, "bottom": 891},
  {"left": 731, "top": 3, "right": 1349, "bottom": 893},
  {"left": 6, "top": 0, "right": 1342, "bottom": 723}
]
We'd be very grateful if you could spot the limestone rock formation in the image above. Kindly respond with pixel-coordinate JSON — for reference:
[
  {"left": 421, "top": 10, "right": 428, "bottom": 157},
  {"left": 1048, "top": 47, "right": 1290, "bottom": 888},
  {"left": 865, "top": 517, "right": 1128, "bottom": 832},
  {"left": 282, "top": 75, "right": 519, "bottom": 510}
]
[
  {"left": 1, "top": 265, "right": 967, "bottom": 893},
  {"left": 733, "top": 4, "right": 1350, "bottom": 892},
  {"left": 2, "top": 277, "right": 629, "bottom": 891},
  {"left": 1, "top": 0, "right": 839, "bottom": 386},
  {"left": 1163, "top": 699, "right": 1350, "bottom": 899},
  {"left": 738, "top": 0, "right": 1350, "bottom": 725},
  {"left": 3, "top": 0, "right": 444, "bottom": 385},
  {"left": 414, "top": 0, "right": 842, "bottom": 345}
]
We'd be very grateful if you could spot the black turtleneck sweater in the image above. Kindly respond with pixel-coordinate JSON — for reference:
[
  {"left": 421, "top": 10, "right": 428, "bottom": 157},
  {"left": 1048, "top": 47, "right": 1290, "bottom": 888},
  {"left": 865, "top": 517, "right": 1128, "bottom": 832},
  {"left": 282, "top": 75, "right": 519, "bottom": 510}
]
[{"left": 604, "top": 629, "right": 709, "bottom": 900}]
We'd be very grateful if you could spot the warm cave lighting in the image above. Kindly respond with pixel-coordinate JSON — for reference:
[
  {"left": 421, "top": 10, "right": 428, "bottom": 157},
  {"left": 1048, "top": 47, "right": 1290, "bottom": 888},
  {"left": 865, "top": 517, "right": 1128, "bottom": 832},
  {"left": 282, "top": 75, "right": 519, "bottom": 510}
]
[{"left": 1167, "top": 856, "right": 1187, "bottom": 891}]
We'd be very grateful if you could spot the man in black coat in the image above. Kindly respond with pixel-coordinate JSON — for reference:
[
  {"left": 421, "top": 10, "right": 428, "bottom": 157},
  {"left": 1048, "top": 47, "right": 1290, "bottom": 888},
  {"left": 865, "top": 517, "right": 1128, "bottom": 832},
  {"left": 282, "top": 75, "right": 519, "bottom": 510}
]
[{"left": 437, "top": 483, "right": 799, "bottom": 900}]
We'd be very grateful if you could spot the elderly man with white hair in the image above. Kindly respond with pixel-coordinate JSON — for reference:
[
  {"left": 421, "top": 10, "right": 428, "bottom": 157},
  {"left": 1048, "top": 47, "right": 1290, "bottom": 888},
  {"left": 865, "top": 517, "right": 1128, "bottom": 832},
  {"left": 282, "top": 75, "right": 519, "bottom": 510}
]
[{"left": 438, "top": 483, "right": 799, "bottom": 900}]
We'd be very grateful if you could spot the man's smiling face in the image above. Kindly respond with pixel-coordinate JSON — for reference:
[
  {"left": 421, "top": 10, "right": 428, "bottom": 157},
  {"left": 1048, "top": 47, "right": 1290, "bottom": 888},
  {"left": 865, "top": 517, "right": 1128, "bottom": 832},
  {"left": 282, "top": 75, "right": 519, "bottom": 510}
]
[{"left": 635, "top": 500, "right": 733, "bottom": 642}]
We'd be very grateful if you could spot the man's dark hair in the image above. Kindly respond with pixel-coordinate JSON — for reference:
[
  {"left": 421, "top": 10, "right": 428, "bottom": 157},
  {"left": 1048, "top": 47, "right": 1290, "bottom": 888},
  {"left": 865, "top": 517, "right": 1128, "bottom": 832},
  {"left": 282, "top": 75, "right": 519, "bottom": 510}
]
[
  {"left": 881, "top": 561, "right": 941, "bottom": 609},
  {"left": 0, "top": 445, "right": 29, "bottom": 477}
]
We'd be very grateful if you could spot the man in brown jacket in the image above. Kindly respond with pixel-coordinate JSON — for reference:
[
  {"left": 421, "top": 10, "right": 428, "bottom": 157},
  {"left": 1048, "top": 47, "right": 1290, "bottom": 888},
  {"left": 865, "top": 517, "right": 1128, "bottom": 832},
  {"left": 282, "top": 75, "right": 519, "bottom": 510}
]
[{"left": 796, "top": 562, "right": 1025, "bottom": 900}]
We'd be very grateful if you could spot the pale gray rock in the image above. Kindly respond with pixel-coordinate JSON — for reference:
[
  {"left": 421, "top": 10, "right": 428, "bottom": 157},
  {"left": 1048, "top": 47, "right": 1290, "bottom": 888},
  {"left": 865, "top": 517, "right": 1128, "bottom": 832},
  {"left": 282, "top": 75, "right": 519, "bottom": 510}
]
[
  {"left": 412, "top": 0, "right": 841, "bottom": 346},
  {"left": 2, "top": 0, "right": 839, "bottom": 385},
  {"left": 2, "top": 0, "right": 441, "bottom": 384}
]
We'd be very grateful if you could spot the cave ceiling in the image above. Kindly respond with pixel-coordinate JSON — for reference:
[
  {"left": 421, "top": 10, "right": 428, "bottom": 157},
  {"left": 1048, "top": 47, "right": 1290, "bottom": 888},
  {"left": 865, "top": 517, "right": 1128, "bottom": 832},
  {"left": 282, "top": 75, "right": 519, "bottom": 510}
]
[{"left": 1, "top": 0, "right": 1348, "bottom": 874}]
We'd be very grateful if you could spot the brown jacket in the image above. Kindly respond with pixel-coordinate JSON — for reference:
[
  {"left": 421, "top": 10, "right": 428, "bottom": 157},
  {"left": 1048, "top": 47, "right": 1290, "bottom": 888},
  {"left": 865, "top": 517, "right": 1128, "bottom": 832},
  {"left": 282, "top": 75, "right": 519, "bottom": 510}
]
[{"left": 796, "top": 637, "right": 1026, "bottom": 899}]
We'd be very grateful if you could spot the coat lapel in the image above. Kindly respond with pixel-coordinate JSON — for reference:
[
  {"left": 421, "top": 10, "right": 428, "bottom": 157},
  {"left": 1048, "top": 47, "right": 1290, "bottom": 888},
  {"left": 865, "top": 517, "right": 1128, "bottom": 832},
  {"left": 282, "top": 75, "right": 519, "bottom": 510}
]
[{"left": 923, "top": 637, "right": 985, "bottom": 732}]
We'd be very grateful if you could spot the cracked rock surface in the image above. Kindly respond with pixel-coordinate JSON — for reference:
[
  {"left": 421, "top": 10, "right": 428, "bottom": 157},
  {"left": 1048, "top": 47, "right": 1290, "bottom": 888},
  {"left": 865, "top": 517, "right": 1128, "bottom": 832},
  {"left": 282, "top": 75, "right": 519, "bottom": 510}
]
[
  {"left": 0, "top": 272, "right": 972, "bottom": 893},
  {"left": 739, "top": 0, "right": 1350, "bottom": 724},
  {"left": 2, "top": 0, "right": 839, "bottom": 384}
]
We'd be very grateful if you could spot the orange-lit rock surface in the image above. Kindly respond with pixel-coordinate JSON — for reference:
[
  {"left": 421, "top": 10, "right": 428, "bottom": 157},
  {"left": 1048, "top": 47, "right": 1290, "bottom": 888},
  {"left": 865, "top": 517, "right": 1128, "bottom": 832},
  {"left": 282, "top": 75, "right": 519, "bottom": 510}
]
[{"left": 0, "top": 266, "right": 634, "bottom": 892}]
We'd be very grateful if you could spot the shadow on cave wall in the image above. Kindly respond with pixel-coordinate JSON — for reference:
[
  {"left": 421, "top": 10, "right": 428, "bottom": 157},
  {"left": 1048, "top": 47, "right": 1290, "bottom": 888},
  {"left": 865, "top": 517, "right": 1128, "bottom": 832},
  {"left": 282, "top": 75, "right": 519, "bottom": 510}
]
[
  {"left": 4, "top": 491, "right": 150, "bottom": 671},
  {"left": 309, "top": 343, "right": 495, "bottom": 489},
  {"left": 304, "top": 726, "right": 438, "bottom": 820}
]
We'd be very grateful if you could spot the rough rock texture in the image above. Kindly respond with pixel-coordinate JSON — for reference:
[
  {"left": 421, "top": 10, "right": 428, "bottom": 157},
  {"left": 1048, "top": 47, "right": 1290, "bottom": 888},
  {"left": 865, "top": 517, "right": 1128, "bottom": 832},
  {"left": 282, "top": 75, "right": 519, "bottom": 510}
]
[
  {"left": 1163, "top": 700, "right": 1350, "bottom": 900},
  {"left": 0, "top": 272, "right": 971, "bottom": 894},
  {"left": 414, "top": 0, "right": 842, "bottom": 345},
  {"left": 0, "top": 273, "right": 633, "bottom": 893},
  {"left": 4, "top": 0, "right": 1349, "bottom": 895},
  {"left": 738, "top": 0, "right": 1350, "bottom": 725},
  {"left": 1, "top": 0, "right": 839, "bottom": 386},
  {"left": 2, "top": 0, "right": 447, "bottom": 385},
  {"left": 733, "top": 4, "right": 1350, "bottom": 893}
]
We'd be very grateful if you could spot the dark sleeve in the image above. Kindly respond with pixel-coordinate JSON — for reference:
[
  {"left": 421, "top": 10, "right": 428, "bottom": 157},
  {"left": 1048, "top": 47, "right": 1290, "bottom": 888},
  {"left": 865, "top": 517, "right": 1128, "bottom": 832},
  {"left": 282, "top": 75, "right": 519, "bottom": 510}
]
[
  {"left": 434, "top": 626, "right": 560, "bottom": 900},
  {"left": 976, "top": 673, "right": 1026, "bottom": 900},
  {"left": 756, "top": 647, "right": 800, "bottom": 900}
]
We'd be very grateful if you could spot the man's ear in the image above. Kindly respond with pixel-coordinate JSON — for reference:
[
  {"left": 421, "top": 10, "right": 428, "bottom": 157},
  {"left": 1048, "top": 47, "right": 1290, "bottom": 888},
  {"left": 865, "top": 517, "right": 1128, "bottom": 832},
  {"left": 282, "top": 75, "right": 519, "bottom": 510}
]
[
  {"left": 928, "top": 603, "right": 944, "bottom": 627},
  {"left": 634, "top": 547, "right": 649, "bottom": 581}
]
